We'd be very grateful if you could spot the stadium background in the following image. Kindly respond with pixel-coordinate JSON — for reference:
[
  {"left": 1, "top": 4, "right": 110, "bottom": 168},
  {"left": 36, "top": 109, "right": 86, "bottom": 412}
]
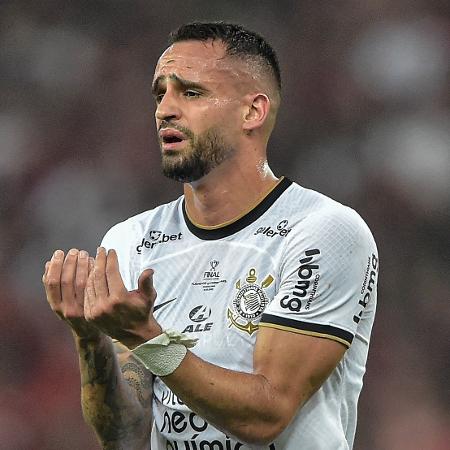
[{"left": 0, "top": 0, "right": 449, "bottom": 448}]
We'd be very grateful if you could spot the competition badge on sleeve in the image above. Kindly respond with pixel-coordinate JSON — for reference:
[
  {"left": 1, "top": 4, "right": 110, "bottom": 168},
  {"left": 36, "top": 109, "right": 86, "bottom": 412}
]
[{"left": 227, "top": 268, "right": 274, "bottom": 335}]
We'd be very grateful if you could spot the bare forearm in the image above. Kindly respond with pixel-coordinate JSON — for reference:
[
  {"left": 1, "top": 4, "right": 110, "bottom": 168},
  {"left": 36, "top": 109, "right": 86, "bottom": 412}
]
[
  {"left": 162, "top": 351, "right": 289, "bottom": 444},
  {"left": 76, "top": 334, "right": 152, "bottom": 449}
]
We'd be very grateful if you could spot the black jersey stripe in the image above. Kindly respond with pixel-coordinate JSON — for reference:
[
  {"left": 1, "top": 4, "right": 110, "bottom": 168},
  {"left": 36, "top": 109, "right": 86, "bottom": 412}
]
[
  {"left": 183, "top": 177, "right": 293, "bottom": 240},
  {"left": 260, "top": 313, "right": 354, "bottom": 348}
]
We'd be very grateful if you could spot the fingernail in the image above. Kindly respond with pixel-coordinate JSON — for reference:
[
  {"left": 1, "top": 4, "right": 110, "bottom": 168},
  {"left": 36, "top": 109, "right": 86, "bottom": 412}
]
[
  {"left": 79, "top": 250, "right": 88, "bottom": 259},
  {"left": 69, "top": 248, "right": 78, "bottom": 256},
  {"left": 96, "top": 247, "right": 102, "bottom": 255},
  {"left": 53, "top": 250, "right": 63, "bottom": 259}
]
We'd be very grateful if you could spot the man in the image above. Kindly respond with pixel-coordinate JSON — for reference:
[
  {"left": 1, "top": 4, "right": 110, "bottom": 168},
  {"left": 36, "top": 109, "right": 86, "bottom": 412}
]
[{"left": 43, "top": 22, "right": 378, "bottom": 450}]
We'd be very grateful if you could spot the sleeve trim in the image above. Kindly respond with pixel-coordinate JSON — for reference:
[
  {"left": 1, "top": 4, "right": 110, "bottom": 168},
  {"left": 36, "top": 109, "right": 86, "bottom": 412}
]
[{"left": 260, "top": 313, "right": 354, "bottom": 348}]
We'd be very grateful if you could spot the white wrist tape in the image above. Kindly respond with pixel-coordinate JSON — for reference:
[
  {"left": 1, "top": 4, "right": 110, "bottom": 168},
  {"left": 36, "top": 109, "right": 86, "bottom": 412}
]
[{"left": 132, "top": 330, "right": 198, "bottom": 377}]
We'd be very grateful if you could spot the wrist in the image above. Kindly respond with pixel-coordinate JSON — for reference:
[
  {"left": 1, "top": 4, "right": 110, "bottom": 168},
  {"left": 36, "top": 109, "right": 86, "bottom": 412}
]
[
  {"left": 69, "top": 320, "right": 102, "bottom": 342},
  {"left": 118, "top": 323, "right": 164, "bottom": 350},
  {"left": 73, "top": 329, "right": 105, "bottom": 346},
  {"left": 131, "top": 329, "right": 198, "bottom": 376}
]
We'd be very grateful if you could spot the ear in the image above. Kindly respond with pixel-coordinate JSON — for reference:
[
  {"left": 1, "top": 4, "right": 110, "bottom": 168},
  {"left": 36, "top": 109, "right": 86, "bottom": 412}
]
[{"left": 242, "top": 93, "right": 270, "bottom": 133}]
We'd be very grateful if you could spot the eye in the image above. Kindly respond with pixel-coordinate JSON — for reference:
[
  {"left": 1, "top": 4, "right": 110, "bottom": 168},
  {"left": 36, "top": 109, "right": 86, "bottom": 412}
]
[
  {"left": 184, "top": 90, "right": 201, "bottom": 98},
  {"left": 155, "top": 93, "right": 164, "bottom": 104}
]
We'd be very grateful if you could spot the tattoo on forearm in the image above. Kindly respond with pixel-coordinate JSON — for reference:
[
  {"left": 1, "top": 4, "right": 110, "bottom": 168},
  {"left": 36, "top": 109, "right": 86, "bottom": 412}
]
[
  {"left": 77, "top": 339, "right": 152, "bottom": 449},
  {"left": 81, "top": 342, "right": 116, "bottom": 387},
  {"left": 121, "top": 362, "right": 152, "bottom": 408}
]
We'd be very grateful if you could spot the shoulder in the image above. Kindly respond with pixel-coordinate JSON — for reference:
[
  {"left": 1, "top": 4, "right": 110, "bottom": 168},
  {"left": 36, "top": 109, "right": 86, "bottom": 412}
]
[
  {"left": 280, "top": 182, "right": 377, "bottom": 262},
  {"left": 101, "top": 196, "right": 183, "bottom": 248},
  {"left": 308, "top": 200, "right": 374, "bottom": 245}
]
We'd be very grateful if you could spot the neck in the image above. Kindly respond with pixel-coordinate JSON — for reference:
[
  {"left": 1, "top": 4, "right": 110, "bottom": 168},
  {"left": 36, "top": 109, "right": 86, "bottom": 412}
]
[{"left": 183, "top": 156, "right": 279, "bottom": 227}]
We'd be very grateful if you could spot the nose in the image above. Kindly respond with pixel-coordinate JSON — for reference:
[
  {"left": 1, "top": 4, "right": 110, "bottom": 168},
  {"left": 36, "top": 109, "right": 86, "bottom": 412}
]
[{"left": 155, "top": 90, "right": 182, "bottom": 123}]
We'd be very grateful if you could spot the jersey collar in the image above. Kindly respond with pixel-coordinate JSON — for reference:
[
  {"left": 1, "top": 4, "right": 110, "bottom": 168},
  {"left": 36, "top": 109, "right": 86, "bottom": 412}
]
[{"left": 182, "top": 177, "right": 293, "bottom": 240}]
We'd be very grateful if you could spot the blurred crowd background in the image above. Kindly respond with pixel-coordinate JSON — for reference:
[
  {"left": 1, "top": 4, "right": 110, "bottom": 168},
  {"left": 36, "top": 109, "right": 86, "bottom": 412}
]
[{"left": 1, "top": 0, "right": 449, "bottom": 449}]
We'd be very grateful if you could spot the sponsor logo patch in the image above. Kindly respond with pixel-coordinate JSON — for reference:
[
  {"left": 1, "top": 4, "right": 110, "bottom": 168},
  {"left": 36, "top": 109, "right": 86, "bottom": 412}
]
[
  {"left": 353, "top": 253, "right": 378, "bottom": 323},
  {"left": 254, "top": 219, "right": 292, "bottom": 238},
  {"left": 160, "top": 406, "right": 276, "bottom": 449},
  {"left": 136, "top": 230, "right": 182, "bottom": 254},
  {"left": 182, "top": 305, "right": 213, "bottom": 333},
  {"left": 280, "top": 249, "right": 321, "bottom": 313}
]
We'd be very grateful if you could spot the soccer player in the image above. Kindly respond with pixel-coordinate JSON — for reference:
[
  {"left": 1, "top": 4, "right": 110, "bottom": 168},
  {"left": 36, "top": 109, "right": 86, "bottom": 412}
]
[{"left": 43, "top": 22, "right": 378, "bottom": 450}]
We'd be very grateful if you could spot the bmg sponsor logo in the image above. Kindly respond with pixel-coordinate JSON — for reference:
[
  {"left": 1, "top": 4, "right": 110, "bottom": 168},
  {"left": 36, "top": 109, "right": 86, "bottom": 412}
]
[
  {"left": 136, "top": 230, "right": 182, "bottom": 254},
  {"left": 280, "top": 249, "right": 321, "bottom": 312},
  {"left": 353, "top": 253, "right": 378, "bottom": 323}
]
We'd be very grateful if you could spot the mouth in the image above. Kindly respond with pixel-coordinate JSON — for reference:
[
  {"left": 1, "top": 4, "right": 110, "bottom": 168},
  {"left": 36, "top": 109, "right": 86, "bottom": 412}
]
[{"left": 159, "top": 128, "right": 188, "bottom": 151}]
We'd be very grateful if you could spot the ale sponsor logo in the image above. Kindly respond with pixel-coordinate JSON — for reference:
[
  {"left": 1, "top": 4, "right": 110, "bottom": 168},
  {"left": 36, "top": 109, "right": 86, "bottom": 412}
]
[{"left": 182, "top": 305, "right": 213, "bottom": 333}]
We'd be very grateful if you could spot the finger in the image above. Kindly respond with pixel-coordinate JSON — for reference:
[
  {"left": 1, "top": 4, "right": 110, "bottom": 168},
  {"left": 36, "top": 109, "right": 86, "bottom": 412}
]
[
  {"left": 74, "top": 250, "right": 89, "bottom": 303},
  {"left": 138, "top": 268, "right": 155, "bottom": 300},
  {"left": 42, "top": 261, "right": 50, "bottom": 284},
  {"left": 93, "top": 247, "right": 109, "bottom": 299},
  {"left": 105, "top": 249, "right": 126, "bottom": 295},
  {"left": 61, "top": 248, "right": 79, "bottom": 301},
  {"left": 88, "top": 255, "right": 95, "bottom": 275},
  {"left": 44, "top": 250, "right": 65, "bottom": 306},
  {"left": 84, "top": 257, "right": 96, "bottom": 320}
]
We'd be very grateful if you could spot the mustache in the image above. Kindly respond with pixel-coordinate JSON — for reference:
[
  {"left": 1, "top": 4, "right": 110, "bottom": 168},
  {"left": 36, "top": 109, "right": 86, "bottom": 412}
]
[{"left": 158, "top": 121, "right": 194, "bottom": 140}]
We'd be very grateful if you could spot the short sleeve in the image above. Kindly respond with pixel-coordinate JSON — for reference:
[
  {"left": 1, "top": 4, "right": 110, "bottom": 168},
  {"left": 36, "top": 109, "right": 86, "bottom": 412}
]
[
  {"left": 100, "top": 220, "right": 135, "bottom": 291},
  {"left": 260, "top": 206, "right": 379, "bottom": 348}
]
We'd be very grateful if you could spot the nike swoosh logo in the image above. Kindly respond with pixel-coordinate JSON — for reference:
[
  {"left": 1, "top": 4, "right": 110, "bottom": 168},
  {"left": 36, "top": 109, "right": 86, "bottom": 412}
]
[{"left": 153, "top": 297, "right": 177, "bottom": 312}]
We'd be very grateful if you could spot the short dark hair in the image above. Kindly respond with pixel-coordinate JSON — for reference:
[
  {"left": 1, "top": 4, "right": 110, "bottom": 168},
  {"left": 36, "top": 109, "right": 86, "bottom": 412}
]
[{"left": 168, "top": 22, "right": 281, "bottom": 91}]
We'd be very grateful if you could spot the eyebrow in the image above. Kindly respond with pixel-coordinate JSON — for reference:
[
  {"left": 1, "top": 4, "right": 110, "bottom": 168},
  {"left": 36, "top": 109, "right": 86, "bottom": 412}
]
[{"left": 151, "top": 74, "right": 207, "bottom": 96}]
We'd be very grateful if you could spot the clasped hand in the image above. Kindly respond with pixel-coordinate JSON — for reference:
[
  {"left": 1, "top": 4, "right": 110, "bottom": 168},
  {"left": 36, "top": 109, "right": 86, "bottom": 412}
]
[{"left": 42, "top": 247, "right": 161, "bottom": 348}]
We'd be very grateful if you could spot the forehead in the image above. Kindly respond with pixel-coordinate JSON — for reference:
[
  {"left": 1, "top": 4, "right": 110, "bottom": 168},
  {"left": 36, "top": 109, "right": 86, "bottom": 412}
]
[{"left": 153, "top": 40, "right": 245, "bottom": 86}]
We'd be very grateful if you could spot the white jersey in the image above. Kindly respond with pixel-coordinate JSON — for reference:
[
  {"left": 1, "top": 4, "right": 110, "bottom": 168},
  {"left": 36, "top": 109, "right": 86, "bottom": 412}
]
[{"left": 101, "top": 178, "right": 378, "bottom": 450}]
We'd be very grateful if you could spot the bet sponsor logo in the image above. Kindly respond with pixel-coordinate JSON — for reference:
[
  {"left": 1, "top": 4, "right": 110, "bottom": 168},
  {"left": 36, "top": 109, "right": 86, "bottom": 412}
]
[
  {"left": 182, "top": 305, "right": 213, "bottom": 333},
  {"left": 227, "top": 268, "right": 274, "bottom": 335},
  {"left": 254, "top": 219, "right": 292, "bottom": 238},
  {"left": 280, "top": 249, "right": 321, "bottom": 313},
  {"left": 192, "top": 260, "right": 227, "bottom": 292},
  {"left": 136, "top": 230, "right": 182, "bottom": 254},
  {"left": 353, "top": 253, "right": 378, "bottom": 323}
]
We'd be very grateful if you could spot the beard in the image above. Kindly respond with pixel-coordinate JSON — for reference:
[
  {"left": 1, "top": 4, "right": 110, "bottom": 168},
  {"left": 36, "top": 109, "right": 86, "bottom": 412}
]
[{"left": 160, "top": 125, "right": 235, "bottom": 183}]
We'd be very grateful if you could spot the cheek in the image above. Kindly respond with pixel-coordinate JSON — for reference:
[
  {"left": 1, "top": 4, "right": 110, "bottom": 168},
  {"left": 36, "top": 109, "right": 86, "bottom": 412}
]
[
  {"left": 184, "top": 98, "right": 243, "bottom": 140},
  {"left": 203, "top": 100, "right": 242, "bottom": 129}
]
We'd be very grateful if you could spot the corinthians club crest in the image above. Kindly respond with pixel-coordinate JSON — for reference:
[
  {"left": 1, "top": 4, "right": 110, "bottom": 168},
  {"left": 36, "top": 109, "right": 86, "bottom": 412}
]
[{"left": 227, "top": 268, "right": 274, "bottom": 335}]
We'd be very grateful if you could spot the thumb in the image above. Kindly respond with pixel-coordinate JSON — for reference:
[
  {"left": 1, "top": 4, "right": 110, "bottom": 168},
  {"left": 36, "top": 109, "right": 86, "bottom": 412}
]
[{"left": 138, "top": 268, "right": 155, "bottom": 300}]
